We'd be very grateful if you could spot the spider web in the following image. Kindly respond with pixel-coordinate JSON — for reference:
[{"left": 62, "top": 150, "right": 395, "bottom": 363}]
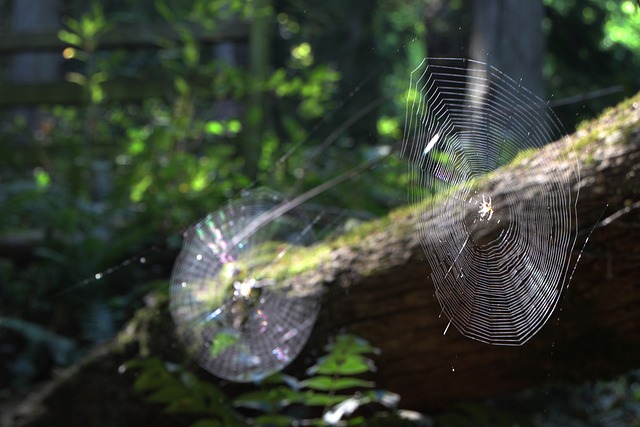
[
  {"left": 402, "top": 57, "right": 579, "bottom": 345},
  {"left": 170, "top": 188, "right": 322, "bottom": 382}
]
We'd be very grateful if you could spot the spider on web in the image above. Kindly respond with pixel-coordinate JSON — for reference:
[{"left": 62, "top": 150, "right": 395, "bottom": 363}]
[{"left": 478, "top": 194, "right": 494, "bottom": 221}]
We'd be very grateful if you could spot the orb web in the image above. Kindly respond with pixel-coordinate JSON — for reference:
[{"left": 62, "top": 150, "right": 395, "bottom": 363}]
[
  {"left": 402, "top": 58, "right": 579, "bottom": 345},
  {"left": 170, "top": 188, "right": 322, "bottom": 381}
]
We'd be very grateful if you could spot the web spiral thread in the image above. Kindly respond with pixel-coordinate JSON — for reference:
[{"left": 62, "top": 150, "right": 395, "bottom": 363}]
[{"left": 403, "top": 58, "right": 579, "bottom": 345}]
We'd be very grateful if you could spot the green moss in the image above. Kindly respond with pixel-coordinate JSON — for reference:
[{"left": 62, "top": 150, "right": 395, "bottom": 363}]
[
  {"left": 610, "top": 91, "right": 640, "bottom": 113},
  {"left": 509, "top": 147, "right": 541, "bottom": 166}
]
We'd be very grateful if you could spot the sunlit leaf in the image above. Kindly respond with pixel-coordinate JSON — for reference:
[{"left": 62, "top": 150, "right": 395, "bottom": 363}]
[
  {"left": 227, "top": 120, "right": 242, "bottom": 134},
  {"left": 131, "top": 175, "right": 153, "bottom": 202},
  {"left": 376, "top": 117, "right": 400, "bottom": 139},
  {"left": 430, "top": 150, "right": 451, "bottom": 165},
  {"left": 58, "top": 29, "right": 82, "bottom": 47},
  {"left": 205, "top": 121, "right": 225, "bottom": 135},
  {"left": 33, "top": 168, "right": 51, "bottom": 188}
]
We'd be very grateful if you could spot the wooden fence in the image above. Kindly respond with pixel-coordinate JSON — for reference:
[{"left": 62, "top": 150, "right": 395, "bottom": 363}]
[{"left": 0, "top": 21, "right": 251, "bottom": 106}]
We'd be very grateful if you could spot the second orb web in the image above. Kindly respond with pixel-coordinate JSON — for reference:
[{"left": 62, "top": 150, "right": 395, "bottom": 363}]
[
  {"left": 168, "top": 77, "right": 398, "bottom": 382},
  {"left": 170, "top": 188, "right": 327, "bottom": 382},
  {"left": 403, "top": 57, "right": 580, "bottom": 345},
  {"left": 169, "top": 151, "right": 392, "bottom": 382}
]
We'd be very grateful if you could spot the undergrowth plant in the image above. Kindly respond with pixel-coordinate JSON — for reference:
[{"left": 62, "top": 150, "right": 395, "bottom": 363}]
[{"left": 126, "top": 334, "right": 413, "bottom": 426}]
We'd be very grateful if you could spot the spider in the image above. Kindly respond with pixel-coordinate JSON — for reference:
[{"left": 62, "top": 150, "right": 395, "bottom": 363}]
[{"left": 478, "top": 194, "right": 494, "bottom": 221}]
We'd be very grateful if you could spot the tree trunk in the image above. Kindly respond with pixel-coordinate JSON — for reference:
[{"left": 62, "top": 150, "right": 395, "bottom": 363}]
[
  {"left": 468, "top": 0, "right": 545, "bottom": 98},
  {"left": 3, "top": 93, "right": 640, "bottom": 425},
  {"left": 242, "top": 0, "right": 272, "bottom": 179}
]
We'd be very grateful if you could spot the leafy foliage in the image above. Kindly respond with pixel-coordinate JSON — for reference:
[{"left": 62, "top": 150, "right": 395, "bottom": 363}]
[
  {"left": 543, "top": 0, "right": 640, "bottom": 130},
  {"left": 127, "top": 333, "right": 411, "bottom": 426},
  {"left": 0, "top": 0, "right": 334, "bottom": 384},
  {"left": 0, "top": 0, "right": 417, "bottom": 395}
]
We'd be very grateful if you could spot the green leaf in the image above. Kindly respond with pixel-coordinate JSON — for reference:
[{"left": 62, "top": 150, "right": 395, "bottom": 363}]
[
  {"left": 174, "top": 76, "right": 191, "bottom": 96},
  {"left": 130, "top": 359, "right": 173, "bottom": 392},
  {"left": 345, "top": 415, "right": 367, "bottom": 425},
  {"left": 227, "top": 119, "right": 242, "bottom": 134},
  {"left": 309, "top": 354, "right": 375, "bottom": 376},
  {"left": 430, "top": 149, "right": 451, "bottom": 165},
  {"left": 301, "top": 391, "right": 352, "bottom": 407},
  {"left": 205, "top": 121, "right": 225, "bottom": 136},
  {"left": 326, "top": 334, "right": 380, "bottom": 356},
  {"left": 377, "top": 117, "right": 400, "bottom": 139},
  {"left": 65, "top": 72, "right": 87, "bottom": 86},
  {"left": 58, "top": 29, "right": 82, "bottom": 47},
  {"left": 300, "top": 376, "right": 374, "bottom": 391},
  {"left": 210, "top": 331, "right": 239, "bottom": 357},
  {"left": 155, "top": 0, "right": 176, "bottom": 21},
  {"left": 33, "top": 168, "right": 51, "bottom": 188},
  {"left": 307, "top": 334, "right": 379, "bottom": 376},
  {"left": 130, "top": 175, "right": 152, "bottom": 202}
]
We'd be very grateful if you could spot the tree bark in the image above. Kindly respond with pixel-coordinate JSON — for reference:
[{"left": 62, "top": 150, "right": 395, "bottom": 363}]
[{"left": 3, "top": 93, "right": 640, "bottom": 425}]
